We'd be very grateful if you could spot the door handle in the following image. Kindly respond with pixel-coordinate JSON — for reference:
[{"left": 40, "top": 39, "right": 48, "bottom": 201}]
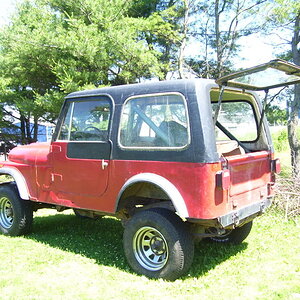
[{"left": 101, "top": 159, "right": 109, "bottom": 170}]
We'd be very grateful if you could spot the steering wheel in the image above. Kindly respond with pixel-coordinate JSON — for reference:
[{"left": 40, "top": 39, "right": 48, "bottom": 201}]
[{"left": 83, "top": 126, "right": 102, "bottom": 133}]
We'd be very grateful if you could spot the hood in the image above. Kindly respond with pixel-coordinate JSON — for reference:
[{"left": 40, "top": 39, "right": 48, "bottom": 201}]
[{"left": 8, "top": 142, "right": 51, "bottom": 165}]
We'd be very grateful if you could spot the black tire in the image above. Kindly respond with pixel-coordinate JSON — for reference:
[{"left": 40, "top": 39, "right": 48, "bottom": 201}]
[
  {"left": 209, "top": 221, "right": 253, "bottom": 244},
  {"left": 0, "top": 184, "right": 33, "bottom": 236},
  {"left": 123, "top": 208, "right": 194, "bottom": 281}
]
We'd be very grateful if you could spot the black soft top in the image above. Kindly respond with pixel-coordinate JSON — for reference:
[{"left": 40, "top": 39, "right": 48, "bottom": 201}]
[
  {"left": 66, "top": 79, "right": 204, "bottom": 102},
  {"left": 63, "top": 79, "right": 219, "bottom": 163}
]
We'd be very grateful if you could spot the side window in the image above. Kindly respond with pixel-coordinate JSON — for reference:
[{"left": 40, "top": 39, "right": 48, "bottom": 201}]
[
  {"left": 212, "top": 101, "right": 257, "bottom": 141},
  {"left": 119, "top": 93, "right": 189, "bottom": 149},
  {"left": 58, "top": 98, "right": 111, "bottom": 142}
]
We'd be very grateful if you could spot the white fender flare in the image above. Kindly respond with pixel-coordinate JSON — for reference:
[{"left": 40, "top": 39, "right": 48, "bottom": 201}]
[
  {"left": 117, "top": 173, "right": 189, "bottom": 219},
  {"left": 0, "top": 167, "right": 30, "bottom": 200}
]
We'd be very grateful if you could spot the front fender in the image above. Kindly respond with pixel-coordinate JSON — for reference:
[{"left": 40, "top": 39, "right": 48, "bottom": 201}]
[
  {"left": 116, "top": 173, "right": 189, "bottom": 219},
  {"left": 0, "top": 167, "right": 30, "bottom": 200}
]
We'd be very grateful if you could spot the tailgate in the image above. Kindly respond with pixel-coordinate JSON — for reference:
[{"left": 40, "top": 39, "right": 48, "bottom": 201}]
[{"left": 226, "top": 151, "right": 271, "bottom": 197}]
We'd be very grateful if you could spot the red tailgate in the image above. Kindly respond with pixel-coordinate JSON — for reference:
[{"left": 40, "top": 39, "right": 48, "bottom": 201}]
[{"left": 226, "top": 151, "right": 271, "bottom": 197}]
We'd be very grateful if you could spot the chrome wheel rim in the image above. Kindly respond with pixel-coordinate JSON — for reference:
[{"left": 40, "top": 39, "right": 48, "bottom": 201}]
[
  {"left": 0, "top": 197, "right": 14, "bottom": 229},
  {"left": 133, "top": 226, "right": 168, "bottom": 271}
]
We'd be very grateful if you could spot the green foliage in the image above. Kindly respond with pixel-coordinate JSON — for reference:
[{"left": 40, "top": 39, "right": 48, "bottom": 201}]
[
  {"left": 266, "top": 105, "right": 288, "bottom": 126},
  {"left": 271, "top": 127, "right": 300, "bottom": 177},
  {"left": 270, "top": 0, "right": 300, "bottom": 23},
  {"left": 0, "top": 0, "right": 180, "bottom": 143},
  {"left": 272, "top": 128, "right": 289, "bottom": 152}
]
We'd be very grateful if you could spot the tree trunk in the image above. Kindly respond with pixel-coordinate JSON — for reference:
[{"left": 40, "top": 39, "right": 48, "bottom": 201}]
[
  {"left": 33, "top": 116, "right": 39, "bottom": 142},
  {"left": 288, "top": 84, "right": 300, "bottom": 177},
  {"left": 178, "top": 0, "right": 190, "bottom": 79},
  {"left": 20, "top": 114, "right": 26, "bottom": 145},
  {"left": 214, "top": 0, "right": 230, "bottom": 77},
  {"left": 25, "top": 117, "right": 32, "bottom": 144},
  {"left": 215, "top": 0, "right": 221, "bottom": 75},
  {"left": 289, "top": 11, "right": 300, "bottom": 178}
]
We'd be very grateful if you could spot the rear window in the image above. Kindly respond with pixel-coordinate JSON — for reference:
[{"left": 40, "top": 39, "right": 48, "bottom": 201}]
[{"left": 212, "top": 101, "right": 258, "bottom": 142}]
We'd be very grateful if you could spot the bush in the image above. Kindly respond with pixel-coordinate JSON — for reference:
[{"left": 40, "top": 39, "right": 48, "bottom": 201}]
[
  {"left": 272, "top": 128, "right": 289, "bottom": 152},
  {"left": 273, "top": 175, "right": 300, "bottom": 219}
]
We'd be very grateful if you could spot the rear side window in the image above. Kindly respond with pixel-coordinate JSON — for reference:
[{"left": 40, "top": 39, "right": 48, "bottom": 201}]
[
  {"left": 212, "top": 101, "right": 257, "bottom": 142},
  {"left": 119, "top": 93, "right": 190, "bottom": 149},
  {"left": 57, "top": 97, "right": 111, "bottom": 142}
]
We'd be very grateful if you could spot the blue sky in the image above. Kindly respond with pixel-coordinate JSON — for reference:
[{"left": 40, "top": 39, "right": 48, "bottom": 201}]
[{"left": 0, "top": 0, "right": 19, "bottom": 26}]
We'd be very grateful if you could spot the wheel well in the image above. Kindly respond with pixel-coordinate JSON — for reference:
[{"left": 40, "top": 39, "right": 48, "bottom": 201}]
[
  {"left": 0, "top": 181, "right": 18, "bottom": 193},
  {"left": 0, "top": 168, "right": 30, "bottom": 200},
  {"left": 116, "top": 182, "right": 175, "bottom": 216},
  {"left": 0, "top": 174, "right": 14, "bottom": 183}
]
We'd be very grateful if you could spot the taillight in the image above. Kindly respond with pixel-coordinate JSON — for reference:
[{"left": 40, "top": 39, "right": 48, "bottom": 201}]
[
  {"left": 271, "top": 158, "right": 281, "bottom": 174},
  {"left": 216, "top": 169, "right": 231, "bottom": 190}
]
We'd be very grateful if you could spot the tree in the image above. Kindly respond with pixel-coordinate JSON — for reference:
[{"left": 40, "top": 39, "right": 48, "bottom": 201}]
[
  {"left": 269, "top": 0, "right": 300, "bottom": 177},
  {"left": 186, "top": 0, "right": 268, "bottom": 78},
  {"left": 0, "top": 0, "right": 179, "bottom": 144},
  {"left": 265, "top": 105, "right": 288, "bottom": 126},
  {"left": 128, "top": 0, "right": 188, "bottom": 78}
]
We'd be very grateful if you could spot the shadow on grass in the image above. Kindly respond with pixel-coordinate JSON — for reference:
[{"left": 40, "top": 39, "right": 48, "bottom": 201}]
[
  {"left": 26, "top": 212, "right": 247, "bottom": 279},
  {"left": 190, "top": 240, "right": 247, "bottom": 278}
]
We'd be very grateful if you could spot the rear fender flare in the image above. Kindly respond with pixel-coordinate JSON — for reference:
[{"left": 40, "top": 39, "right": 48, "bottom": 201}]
[
  {"left": 116, "top": 173, "right": 189, "bottom": 219},
  {"left": 0, "top": 167, "right": 30, "bottom": 200}
]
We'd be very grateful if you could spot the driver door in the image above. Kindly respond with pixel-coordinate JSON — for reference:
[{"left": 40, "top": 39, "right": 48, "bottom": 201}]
[{"left": 50, "top": 96, "right": 112, "bottom": 209}]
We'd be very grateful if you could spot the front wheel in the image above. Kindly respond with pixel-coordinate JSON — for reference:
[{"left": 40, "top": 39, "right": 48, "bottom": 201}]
[
  {"left": 0, "top": 184, "right": 33, "bottom": 236},
  {"left": 209, "top": 221, "right": 253, "bottom": 244},
  {"left": 123, "top": 208, "right": 194, "bottom": 281}
]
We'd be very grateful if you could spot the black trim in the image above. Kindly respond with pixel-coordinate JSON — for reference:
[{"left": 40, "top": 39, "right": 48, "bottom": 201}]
[{"left": 67, "top": 142, "right": 111, "bottom": 160}]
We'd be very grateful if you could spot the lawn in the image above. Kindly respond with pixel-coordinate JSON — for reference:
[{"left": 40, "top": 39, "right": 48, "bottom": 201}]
[
  {"left": 0, "top": 209, "right": 299, "bottom": 300},
  {"left": 1, "top": 132, "right": 298, "bottom": 299}
]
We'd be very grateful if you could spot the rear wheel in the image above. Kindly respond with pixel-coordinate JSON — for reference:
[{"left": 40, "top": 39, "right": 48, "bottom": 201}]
[
  {"left": 209, "top": 221, "right": 253, "bottom": 244},
  {"left": 123, "top": 208, "right": 194, "bottom": 280},
  {"left": 0, "top": 184, "right": 33, "bottom": 236}
]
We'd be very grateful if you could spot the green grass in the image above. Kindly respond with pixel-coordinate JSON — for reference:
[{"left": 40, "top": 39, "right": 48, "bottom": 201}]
[
  {"left": 0, "top": 209, "right": 299, "bottom": 300},
  {"left": 270, "top": 127, "right": 293, "bottom": 177},
  {"left": 275, "top": 150, "right": 291, "bottom": 177},
  {"left": 0, "top": 129, "right": 297, "bottom": 299}
]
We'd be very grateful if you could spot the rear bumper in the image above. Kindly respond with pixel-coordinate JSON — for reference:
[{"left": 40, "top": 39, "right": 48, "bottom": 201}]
[
  {"left": 218, "top": 197, "right": 272, "bottom": 228},
  {"left": 187, "top": 197, "right": 272, "bottom": 228}
]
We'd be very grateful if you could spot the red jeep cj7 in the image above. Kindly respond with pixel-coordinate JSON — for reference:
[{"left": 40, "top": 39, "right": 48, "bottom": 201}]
[{"left": 0, "top": 60, "right": 298, "bottom": 280}]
